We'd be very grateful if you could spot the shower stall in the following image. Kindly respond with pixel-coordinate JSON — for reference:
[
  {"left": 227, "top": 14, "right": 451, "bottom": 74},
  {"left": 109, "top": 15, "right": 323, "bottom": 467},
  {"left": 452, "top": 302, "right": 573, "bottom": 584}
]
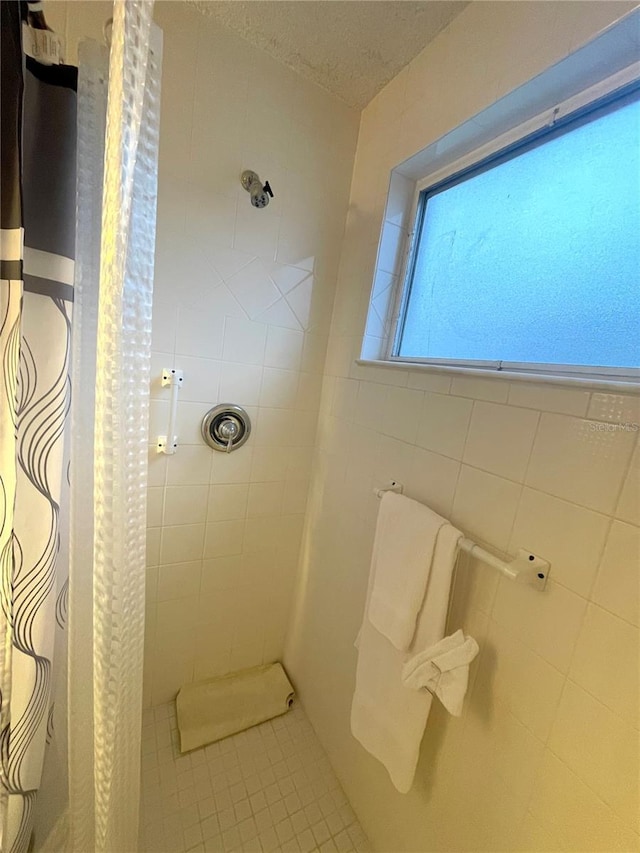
[
  {"left": 2, "top": 2, "right": 638, "bottom": 853},
  {"left": 2, "top": 1, "right": 364, "bottom": 850}
]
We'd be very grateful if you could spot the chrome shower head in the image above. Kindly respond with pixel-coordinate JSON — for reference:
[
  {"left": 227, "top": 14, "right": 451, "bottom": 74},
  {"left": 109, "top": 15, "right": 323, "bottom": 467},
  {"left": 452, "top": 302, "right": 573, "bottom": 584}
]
[{"left": 241, "top": 170, "right": 274, "bottom": 209}]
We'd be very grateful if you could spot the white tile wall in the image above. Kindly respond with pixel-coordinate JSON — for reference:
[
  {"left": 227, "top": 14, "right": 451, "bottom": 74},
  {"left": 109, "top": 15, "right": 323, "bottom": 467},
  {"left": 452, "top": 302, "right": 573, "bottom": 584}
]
[
  {"left": 143, "top": 4, "right": 359, "bottom": 708},
  {"left": 462, "top": 401, "right": 539, "bottom": 482},
  {"left": 283, "top": 2, "right": 640, "bottom": 852},
  {"left": 415, "top": 391, "right": 473, "bottom": 460},
  {"left": 288, "top": 373, "right": 640, "bottom": 853},
  {"left": 525, "top": 412, "right": 636, "bottom": 514},
  {"left": 591, "top": 520, "right": 640, "bottom": 627}
]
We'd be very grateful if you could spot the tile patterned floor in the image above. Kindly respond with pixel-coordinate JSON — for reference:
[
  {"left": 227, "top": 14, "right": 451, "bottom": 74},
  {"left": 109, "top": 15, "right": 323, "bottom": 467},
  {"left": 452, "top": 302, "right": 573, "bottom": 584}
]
[{"left": 140, "top": 701, "right": 371, "bottom": 853}]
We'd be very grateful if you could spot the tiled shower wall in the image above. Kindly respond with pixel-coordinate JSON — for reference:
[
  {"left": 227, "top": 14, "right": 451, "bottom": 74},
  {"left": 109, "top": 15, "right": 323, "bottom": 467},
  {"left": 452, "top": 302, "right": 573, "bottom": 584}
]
[
  {"left": 284, "top": 2, "right": 640, "bottom": 852},
  {"left": 142, "top": 3, "right": 358, "bottom": 706},
  {"left": 45, "top": 0, "right": 358, "bottom": 709}
]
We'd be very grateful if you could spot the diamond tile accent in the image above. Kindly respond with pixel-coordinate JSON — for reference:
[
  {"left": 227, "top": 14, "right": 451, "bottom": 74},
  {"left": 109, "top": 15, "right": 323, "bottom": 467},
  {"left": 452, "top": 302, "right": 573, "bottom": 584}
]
[
  {"left": 227, "top": 260, "right": 282, "bottom": 319},
  {"left": 140, "top": 703, "right": 370, "bottom": 853}
]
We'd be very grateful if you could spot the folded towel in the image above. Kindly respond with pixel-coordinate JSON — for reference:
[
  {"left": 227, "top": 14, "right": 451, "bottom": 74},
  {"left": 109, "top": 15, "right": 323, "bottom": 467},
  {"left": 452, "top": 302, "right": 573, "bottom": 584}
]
[
  {"left": 351, "top": 523, "right": 462, "bottom": 793},
  {"left": 176, "top": 663, "right": 295, "bottom": 753},
  {"left": 402, "top": 629, "right": 479, "bottom": 717},
  {"left": 367, "top": 492, "right": 451, "bottom": 651}
]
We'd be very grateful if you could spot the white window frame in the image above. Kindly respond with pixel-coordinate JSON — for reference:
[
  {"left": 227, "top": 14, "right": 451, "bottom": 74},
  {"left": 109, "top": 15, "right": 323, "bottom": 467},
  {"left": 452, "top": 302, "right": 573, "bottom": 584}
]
[
  {"left": 386, "top": 66, "right": 640, "bottom": 384},
  {"left": 357, "top": 13, "right": 640, "bottom": 389}
]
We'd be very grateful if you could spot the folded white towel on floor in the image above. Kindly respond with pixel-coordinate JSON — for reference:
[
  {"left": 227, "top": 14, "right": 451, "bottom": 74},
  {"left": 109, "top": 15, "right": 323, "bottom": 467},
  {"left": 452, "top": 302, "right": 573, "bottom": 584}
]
[
  {"left": 402, "top": 629, "right": 479, "bottom": 717},
  {"left": 351, "top": 519, "right": 462, "bottom": 794},
  {"left": 367, "top": 492, "right": 449, "bottom": 651}
]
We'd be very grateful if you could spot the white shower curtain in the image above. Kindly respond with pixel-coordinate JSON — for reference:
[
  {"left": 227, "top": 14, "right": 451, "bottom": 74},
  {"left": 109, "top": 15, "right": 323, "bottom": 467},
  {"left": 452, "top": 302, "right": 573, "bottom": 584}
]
[{"left": 66, "top": 3, "right": 161, "bottom": 850}]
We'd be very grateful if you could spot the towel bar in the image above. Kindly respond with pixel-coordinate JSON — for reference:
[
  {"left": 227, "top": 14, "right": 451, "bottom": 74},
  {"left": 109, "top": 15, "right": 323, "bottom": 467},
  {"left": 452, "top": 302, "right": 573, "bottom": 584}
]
[{"left": 373, "top": 482, "right": 549, "bottom": 590}]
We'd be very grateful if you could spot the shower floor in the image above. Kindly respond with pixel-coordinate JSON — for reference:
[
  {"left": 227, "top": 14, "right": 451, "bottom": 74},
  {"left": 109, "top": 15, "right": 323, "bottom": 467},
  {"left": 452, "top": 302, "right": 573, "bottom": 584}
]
[{"left": 140, "top": 700, "right": 371, "bottom": 853}]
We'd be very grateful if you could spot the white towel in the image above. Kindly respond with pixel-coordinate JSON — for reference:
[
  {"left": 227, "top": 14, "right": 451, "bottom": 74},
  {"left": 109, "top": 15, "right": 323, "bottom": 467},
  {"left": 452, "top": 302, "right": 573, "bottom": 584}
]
[
  {"left": 367, "top": 492, "right": 449, "bottom": 651},
  {"left": 351, "top": 522, "right": 462, "bottom": 793},
  {"left": 402, "top": 629, "right": 479, "bottom": 717}
]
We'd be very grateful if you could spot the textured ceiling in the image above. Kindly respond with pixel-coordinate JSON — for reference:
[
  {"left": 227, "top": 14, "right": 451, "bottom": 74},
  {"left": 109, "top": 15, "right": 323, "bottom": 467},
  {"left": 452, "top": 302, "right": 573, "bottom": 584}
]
[{"left": 190, "top": 1, "right": 469, "bottom": 109}]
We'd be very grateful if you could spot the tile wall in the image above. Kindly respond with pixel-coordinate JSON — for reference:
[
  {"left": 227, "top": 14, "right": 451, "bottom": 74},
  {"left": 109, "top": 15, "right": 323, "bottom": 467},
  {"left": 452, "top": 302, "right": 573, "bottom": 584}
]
[
  {"left": 284, "top": 2, "right": 640, "bottom": 851},
  {"left": 141, "top": 3, "right": 358, "bottom": 707}
]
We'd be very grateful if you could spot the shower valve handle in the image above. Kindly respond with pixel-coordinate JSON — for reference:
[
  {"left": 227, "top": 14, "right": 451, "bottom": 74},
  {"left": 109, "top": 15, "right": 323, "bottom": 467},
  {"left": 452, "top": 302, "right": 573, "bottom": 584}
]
[{"left": 263, "top": 181, "right": 273, "bottom": 198}]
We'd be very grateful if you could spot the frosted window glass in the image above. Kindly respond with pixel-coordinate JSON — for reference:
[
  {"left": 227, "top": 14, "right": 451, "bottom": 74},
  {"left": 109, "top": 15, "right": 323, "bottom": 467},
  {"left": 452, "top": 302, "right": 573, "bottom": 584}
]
[{"left": 398, "top": 96, "right": 640, "bottom": 368}]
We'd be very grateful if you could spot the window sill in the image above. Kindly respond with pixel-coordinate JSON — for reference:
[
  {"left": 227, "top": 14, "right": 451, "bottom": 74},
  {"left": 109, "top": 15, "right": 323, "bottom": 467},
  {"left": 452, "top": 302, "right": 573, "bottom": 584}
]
[{"left": 356, "top": 359, "right": 640, "bottom": 394}]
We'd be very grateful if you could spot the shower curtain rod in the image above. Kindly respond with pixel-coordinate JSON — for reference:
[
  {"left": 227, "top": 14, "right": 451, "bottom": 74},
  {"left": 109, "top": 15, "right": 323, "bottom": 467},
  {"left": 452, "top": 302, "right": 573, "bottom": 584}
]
[{"left": 373, "top": 482, "right": 550, "bottom": 590}]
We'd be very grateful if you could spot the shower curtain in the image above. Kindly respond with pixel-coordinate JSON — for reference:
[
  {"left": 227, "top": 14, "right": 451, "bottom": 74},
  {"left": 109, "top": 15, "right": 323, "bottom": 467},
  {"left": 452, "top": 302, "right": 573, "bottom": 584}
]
[
  {"left": 1, "top": 2, "right": 161, "bottom": 851},
  {"left": 1, "top": 4, "right": 77, "bottom": 849},
  {"left": 67, "top": 5, "right": 161, "bottom": 849}
]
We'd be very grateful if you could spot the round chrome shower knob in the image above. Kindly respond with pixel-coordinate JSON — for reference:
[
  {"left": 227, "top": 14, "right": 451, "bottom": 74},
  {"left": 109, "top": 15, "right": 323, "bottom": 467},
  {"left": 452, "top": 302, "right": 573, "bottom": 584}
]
[{"left": 202, "top": 404, "right": 251, "bottom": 452}]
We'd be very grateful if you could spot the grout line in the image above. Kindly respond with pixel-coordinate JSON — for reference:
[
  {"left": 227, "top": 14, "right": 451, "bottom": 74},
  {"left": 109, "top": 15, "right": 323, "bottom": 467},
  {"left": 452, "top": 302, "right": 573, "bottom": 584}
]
[
  {"left": 519, "top": 408, "right": 542, "bottom": 485},
  {"left": 543, "top": 732, "right": 638, "bottom": 832},
  {"left": 339, "top": 411, "right": 633, "bottom": 521},
  {"left": 140, "top": 703, "right": 370, "bottom": 853},
  {"left": 563, "top": 673, "right": 638, "bottom": 733}
]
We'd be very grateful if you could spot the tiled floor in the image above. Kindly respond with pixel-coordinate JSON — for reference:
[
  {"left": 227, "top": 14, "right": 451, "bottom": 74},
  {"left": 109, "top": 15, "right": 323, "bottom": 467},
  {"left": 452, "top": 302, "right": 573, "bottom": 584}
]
[{"left": 140, "top": 701, "right": 371, "bottom": 853}]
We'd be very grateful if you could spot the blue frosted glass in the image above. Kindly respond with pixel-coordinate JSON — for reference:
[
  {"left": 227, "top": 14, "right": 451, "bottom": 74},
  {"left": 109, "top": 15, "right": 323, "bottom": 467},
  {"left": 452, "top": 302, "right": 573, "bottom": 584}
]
[{"left": 399, "top": 96, "right": 640, "bottom": 368}]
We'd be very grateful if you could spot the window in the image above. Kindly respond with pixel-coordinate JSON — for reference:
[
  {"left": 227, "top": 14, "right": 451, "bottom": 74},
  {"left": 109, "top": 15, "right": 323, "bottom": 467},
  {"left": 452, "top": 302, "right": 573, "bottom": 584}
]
[{"left": 392, "top": 84, "right": 640, "bottom": 378}]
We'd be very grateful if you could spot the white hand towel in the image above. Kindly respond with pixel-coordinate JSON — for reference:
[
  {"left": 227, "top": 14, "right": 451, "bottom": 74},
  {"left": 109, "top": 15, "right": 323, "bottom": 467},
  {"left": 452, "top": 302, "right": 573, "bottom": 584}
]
[
  {"left": 402, "top": 629, "right": 479, "bottom": 717},
  {"left": 351, "top": 523, "right": 462, "bottom": 793},
  {"left": 367, "top": 492, "right": 449, "bottom": 651}
]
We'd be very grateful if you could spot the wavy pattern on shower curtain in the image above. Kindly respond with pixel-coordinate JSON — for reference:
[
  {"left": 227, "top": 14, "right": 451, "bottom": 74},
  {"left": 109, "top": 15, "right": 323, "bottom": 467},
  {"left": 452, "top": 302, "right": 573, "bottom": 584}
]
[
  {"left": 8, "top": 291, "right": 72, "bottom": 853},
  {"left": 0, "top": 9, "right": 24, "bottom": 846},
  {"left": 0, "top": 9, "right": 77, "bottom": 848}
]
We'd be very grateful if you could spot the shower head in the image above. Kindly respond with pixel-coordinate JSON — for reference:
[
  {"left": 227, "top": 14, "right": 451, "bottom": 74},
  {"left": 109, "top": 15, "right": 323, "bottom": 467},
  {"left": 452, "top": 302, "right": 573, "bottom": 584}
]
[{"left": 241, "top": 170, "right": 274, "bottom": 209}]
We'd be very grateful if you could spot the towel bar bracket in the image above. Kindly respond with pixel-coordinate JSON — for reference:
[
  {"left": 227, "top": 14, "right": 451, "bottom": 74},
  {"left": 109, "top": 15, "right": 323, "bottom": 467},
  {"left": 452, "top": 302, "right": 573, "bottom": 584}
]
[
  {"left": 459, "top": 540, "right": 549, "bottom": 590},
  {"left": 511, "top": 548, "right": 550, "bottom": 591},
  {"left": 373, "top": 480, "right": 403, "bottom": 499}
]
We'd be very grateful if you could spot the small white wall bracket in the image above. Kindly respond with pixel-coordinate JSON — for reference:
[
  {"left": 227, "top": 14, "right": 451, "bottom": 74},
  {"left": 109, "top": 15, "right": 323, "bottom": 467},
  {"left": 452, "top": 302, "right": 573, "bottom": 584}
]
[
  {"left": 161, "top": 367, "right": 184, "bottom": 388},
  {"left": 455, "top": 541, "right": 550, "bottom": 590},
  {"left": 157, "top": 368, "right": 183, "bottom": 455},
  {"left": 373, "top": 480, "right": 404, "bottom": 499},
  {"left": 508, "top": 549, "right": 550, "bottom": 591}
]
